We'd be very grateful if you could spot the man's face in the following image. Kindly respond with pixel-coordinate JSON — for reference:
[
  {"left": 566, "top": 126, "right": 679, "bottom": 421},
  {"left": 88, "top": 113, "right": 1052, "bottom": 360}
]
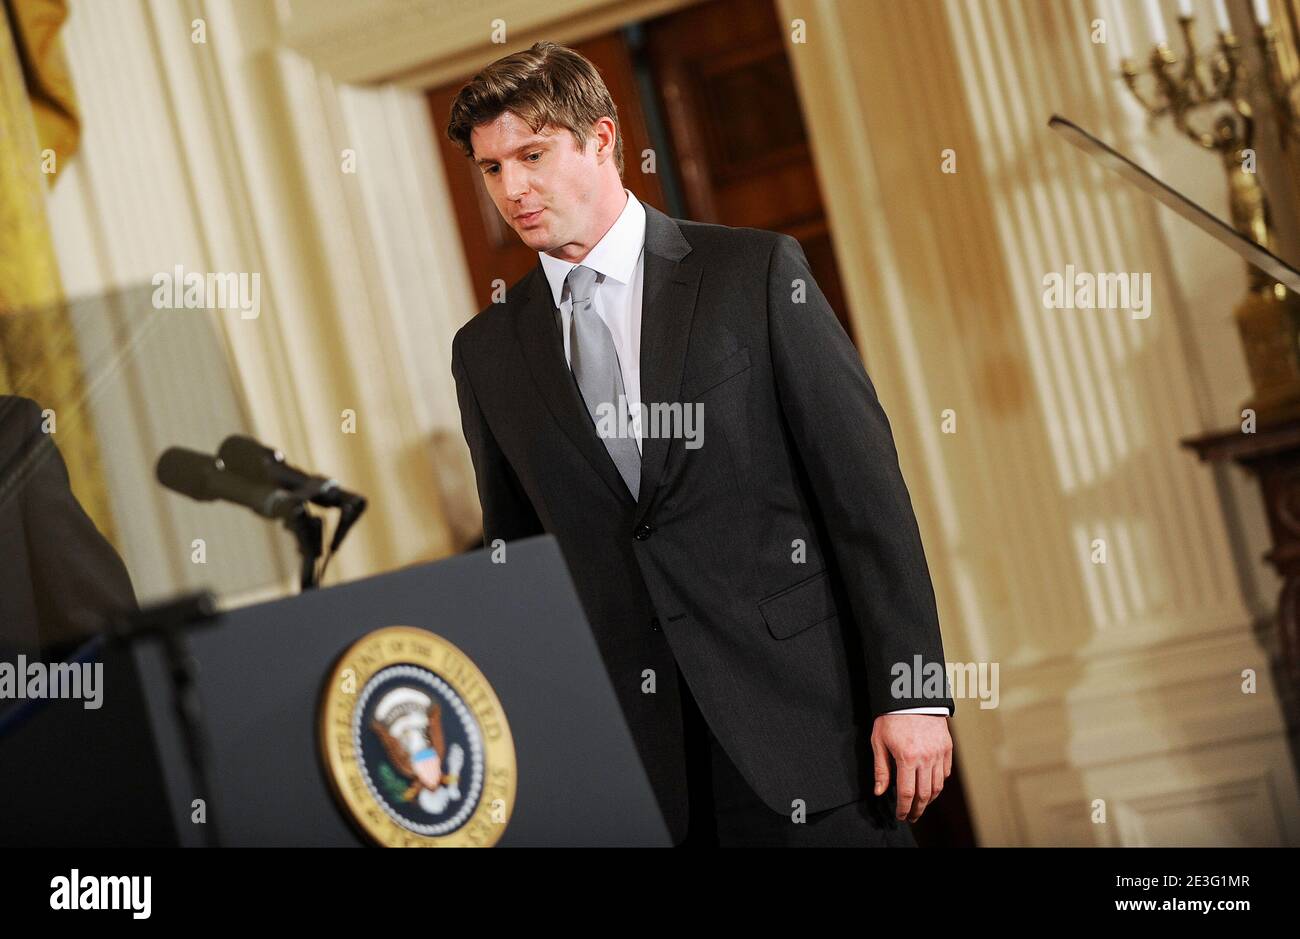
[{"left": 471, "top": 110, "right": 604, "bottom": 257}]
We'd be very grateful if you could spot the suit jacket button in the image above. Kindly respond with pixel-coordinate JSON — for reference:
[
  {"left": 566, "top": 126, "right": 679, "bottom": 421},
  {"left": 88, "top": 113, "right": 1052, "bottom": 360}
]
[
  {"left": 650, "top": 616, "right": 661, "bottom": 632},
  {"left": 634, "top": 524, "right": 654, "bottom": 540}
]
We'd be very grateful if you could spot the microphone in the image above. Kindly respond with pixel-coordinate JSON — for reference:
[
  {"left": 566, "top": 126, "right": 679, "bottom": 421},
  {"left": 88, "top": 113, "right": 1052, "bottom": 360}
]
[
  {"left": 216, "top": 435, "right": 366, "bottom": 556},
  {"left": 156, "top": 447, "right": 302, "bottom": 521},
  {"left": 218, "top": 436, "right": 351, "bottom": 507}
]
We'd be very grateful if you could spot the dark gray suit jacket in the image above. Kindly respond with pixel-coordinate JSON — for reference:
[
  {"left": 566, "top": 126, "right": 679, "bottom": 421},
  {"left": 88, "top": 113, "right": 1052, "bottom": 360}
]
[
  {"left": 451, "top": 201, "right": 953, "bottom": 842},
  {"left": 0, "top": 395, "right": 138, "bottom": 660}
]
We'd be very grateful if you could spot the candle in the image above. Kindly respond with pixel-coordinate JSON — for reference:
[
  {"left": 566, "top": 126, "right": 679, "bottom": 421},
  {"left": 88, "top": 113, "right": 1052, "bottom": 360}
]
[
  {"left": 1213, "top": 0, "right": 1232, "bottom": 31},
  {"left": 1177, "top": 0, "right": 1192, "bottom": 16},
  {"left": 1253, "top": 0, "right": 1272, "bottom": 26},
  {"left": 1143, "top": 0, "right": 1167, "bottom": 43}
]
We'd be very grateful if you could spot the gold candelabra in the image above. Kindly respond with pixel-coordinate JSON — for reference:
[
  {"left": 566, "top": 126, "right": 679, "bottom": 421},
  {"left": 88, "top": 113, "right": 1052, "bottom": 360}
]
[
  {"left": 1120, "top": 10, "right": 1300, "bottom": 423},
  {"left": 1260, "top": 19, "right": 1300, "bottom": 146}
]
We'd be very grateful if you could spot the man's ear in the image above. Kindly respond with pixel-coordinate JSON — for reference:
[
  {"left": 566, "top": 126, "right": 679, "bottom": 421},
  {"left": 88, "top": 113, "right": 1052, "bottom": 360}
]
[{"left": 592, "top": 116, "right": 617, "bottom": 160}]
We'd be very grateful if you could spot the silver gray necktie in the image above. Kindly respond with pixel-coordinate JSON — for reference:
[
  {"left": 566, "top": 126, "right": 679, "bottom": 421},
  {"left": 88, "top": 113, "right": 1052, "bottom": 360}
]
[{"left": 565, "top": 264, "right": 640, "bottom": 499}]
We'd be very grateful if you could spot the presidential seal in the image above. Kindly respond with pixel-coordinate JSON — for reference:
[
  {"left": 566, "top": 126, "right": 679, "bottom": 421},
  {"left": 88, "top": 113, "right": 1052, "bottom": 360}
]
[{"left": 319, "top": 626, "right": 517, "bottom": 846}]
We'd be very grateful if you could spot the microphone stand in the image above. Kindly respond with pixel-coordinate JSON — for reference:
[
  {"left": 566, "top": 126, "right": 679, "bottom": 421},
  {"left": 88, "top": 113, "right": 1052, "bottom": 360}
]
[
  {"left": 281, "top": 476, "right": 354, "bottom": 591},
  {"left": 208, "top": 436, "right": 367, "bottom": 590},
  {"left": 109, "top": 592, "right": 222, "bottom": 848},
  {"left": 284, "top": 501, "right": 322, "bottom": 591}
]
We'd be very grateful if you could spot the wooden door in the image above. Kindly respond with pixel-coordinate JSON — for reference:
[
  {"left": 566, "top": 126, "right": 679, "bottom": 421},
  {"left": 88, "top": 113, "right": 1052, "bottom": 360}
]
[{"left": 641, "top": 0, "right": 855, "bottom": 339}]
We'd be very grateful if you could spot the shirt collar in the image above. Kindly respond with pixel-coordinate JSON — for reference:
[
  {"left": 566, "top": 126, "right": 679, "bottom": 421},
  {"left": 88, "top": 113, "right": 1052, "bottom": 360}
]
[{"left": 537, "top": 188, "right": 645, "bottom": 308}]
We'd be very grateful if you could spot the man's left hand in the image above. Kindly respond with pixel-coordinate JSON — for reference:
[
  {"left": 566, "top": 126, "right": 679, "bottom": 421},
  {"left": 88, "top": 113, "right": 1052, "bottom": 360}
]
[{"left": 871, "top": 713, "right": 953, "bottom": 822}]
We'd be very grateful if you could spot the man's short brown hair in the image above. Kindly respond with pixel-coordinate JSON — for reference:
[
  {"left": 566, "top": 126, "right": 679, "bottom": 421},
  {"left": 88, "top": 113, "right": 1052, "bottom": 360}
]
[{"left": 446, "top": 41, "right": 624, "bottom": 178}]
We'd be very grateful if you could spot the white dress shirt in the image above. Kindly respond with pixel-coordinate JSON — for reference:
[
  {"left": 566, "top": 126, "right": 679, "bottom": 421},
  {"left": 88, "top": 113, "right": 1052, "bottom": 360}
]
[{"left": 537, "top": 189, "right": 948, "bottom": 718}]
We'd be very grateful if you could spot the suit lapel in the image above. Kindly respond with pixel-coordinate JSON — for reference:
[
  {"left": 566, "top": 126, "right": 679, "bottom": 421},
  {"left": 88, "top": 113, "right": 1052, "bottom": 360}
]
[
  {"left": 513, "top": 201, "right": 702, "bottom": 520},
  {"left": 634, "top": 203, "right": 702, "bottom": 526}
]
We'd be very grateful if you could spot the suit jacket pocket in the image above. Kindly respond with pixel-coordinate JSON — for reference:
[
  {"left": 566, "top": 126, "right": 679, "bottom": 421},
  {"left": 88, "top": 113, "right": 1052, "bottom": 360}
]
[
  {"left": 682, "top": 346, "right": 750, "bottom": 399},
  {"left": 758, "top": 568, "right": 838, "bottom": 639}
]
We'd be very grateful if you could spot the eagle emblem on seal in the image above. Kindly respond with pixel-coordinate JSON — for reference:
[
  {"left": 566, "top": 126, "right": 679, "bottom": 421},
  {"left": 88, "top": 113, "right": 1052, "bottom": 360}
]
[{"left": 370, "top": 686, "right": 467, "bottom": 815}]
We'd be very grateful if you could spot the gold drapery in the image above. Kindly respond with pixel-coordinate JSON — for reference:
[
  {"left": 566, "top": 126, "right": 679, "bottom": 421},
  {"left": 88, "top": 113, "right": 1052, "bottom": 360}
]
[{"left": 0, "top": 0, "right": 116, "bottom": 546}]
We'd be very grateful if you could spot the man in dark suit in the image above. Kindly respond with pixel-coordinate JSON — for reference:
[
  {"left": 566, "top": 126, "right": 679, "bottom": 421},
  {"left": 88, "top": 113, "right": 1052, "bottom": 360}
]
[
  {"left": 447, "top": 42, "right": 953, "bottom": 846},
  {"left": 0, "top": 395, "right": 138, "bottom": 662}
]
